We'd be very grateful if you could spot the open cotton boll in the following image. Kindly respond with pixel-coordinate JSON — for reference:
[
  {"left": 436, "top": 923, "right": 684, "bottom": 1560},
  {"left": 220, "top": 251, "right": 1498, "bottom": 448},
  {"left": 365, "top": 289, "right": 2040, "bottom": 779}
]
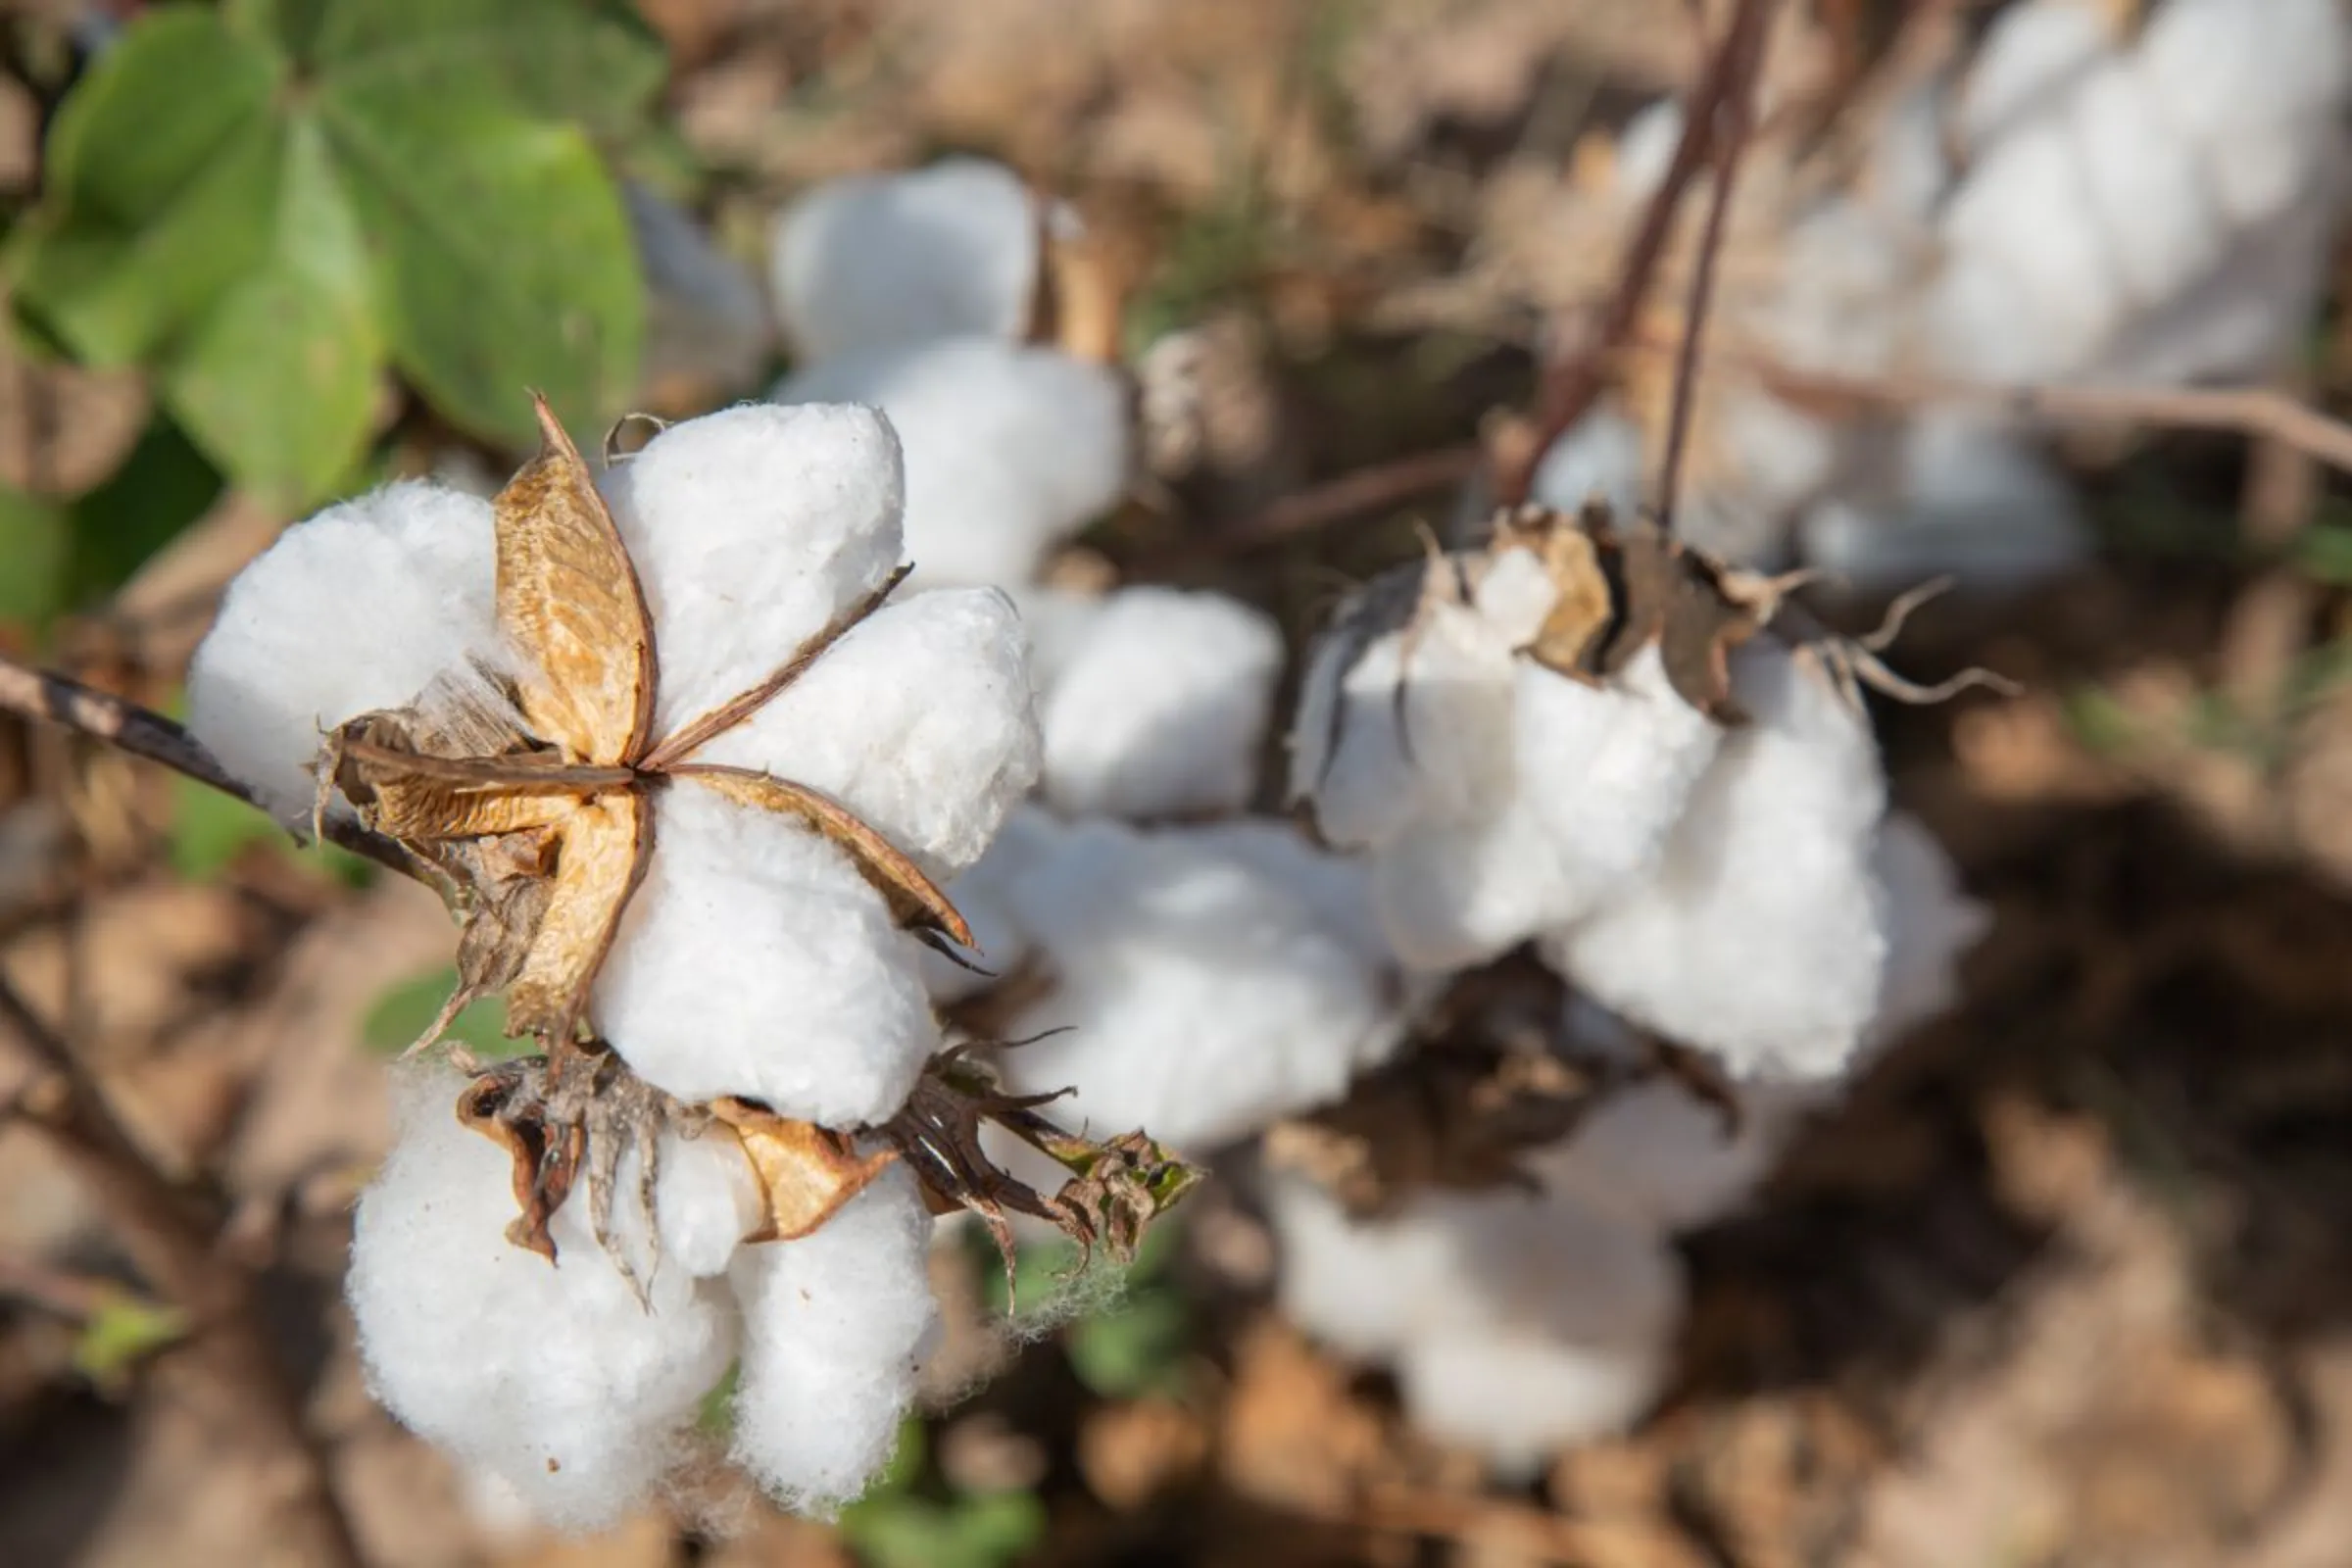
[
  {"left": 1529, "top": 405, "right": 1645, "bottom": 517},
  {"left": 1869, "top": 810, "right": 1991, "bottom": 1046},
  {"left": 187, "top": 481, "right": 498, "bottom": 823},
  {"left": 921, "top": 805, "right": 1064, "bottom": 1003},
  {"left": 1954, "top": 0, "right": 2113, "bottom": 151},
  {"left": 603, "top": 403, "right": 906, "bottom": 738},
  {"left": 691, "top": 585, "right": 1040, "bottom": 882},
  {"left": 775, "top": 338, "right": 1129, "bottom": 590},
  {"left": 729, "top": 1165, "right": 938, "bottom": 1512},
  {"left": 1545, "top": 642, "right": 1889, "bottom": 1083},
  {"left": 1262, "top": 1170, "right": 1455, "bottom": 1359},
  {"left": 1398, "top": 1324, "right": 1673, "bottom": 1478},
  {"left": 1040, "top": 587, "right": 1283, "bottom": 819},
  {"left": 655, "top": 1128, "right": 765, "bottom": 1280},
  {"left": 2067, "top": 61, "right": 2223, "bottom": 307},
  {"left": 1290, "top": 586, "right": 1520, "bottom": 850},
  {"left": 596, "top": 787, "right": 937, "bottom": 1127},
  {"left": 1934, "top": 122, "right": 2127, "bottom": 382},
  {"left": 995, "top": 818, "right": 1404, "bottom": 1152},
  {"left": 2135, "top": 0, "right": 2350, "bottom": 150},
  {"left": 770, "top": 158, "right": 1039, "bottom": 364},
  {"left": 1534, "top": 1078, "right": 1822, "bottom": 1234},
  {"left": 1797, "top": 413, "right": 2086, "bottom": 593},
  {"left": 350, "top": 1069, "right": 736, "bottom": 1534}
]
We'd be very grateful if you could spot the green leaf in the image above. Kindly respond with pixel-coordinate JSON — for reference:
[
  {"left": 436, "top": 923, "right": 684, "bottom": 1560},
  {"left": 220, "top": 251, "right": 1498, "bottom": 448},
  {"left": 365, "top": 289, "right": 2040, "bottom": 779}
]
[
  {"left": 303, "top": 0, "right": 666, "bottom": 140},
  {"left": 14, "top": 9, "right": 284, "bottom": 365},
  {"left": 73, "top": 1292, "right": 187, "bottom": 1396},
  {"left": 1067, "top": 1286, "right": 1190, "bottom": 1399},
  {"left": 0, "top": 482, "right": 68, "bottom": 627},
  {"left": 64, "top": 416, "right": 224, "bottom": 603},
  {"left": 161, "top": 115, "right": 381, "bottom": 504},
  {"left": 840, "top": 1493, "right": 1046, "bottom": 1568},
  {"left": 318, "top": 84, "right": 642, "bottom": 446},
  {"left": 168, "top": 774, "right": 283, "bottom": 880},
  {"left": 361, "top": 966, "right": 520, "bottom": 1057}
]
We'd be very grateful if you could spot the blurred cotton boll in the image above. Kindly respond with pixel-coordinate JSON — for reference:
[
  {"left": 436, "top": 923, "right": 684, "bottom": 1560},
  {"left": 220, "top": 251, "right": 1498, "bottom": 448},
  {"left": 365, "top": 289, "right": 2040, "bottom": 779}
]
[{"left": 349, "top": 1070, "right": 739, "bottom": 1535}]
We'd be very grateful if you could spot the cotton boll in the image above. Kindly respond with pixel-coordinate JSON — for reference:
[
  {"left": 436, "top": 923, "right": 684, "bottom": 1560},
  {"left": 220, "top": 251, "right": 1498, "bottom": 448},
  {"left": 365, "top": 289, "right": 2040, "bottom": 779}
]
[
  {"left": 1528, "top": 406, "right": 1645, "bottom": 517},
  {"left": 2135, "top": 0, "right": 2350, "bottom": 148},
  {"left": 1040, "top": 587, "right": 1283, "bottom": 819},
  {"left": 774, "top": 339, "right": 1129, "bottom": 590},
  {"left": 656, "top": 1128, "right": 764, "bottom": 1280},
  {"left": 604, "top": 403, "right": 907, "bottom": 738},
  {"left": 1004, "top": 584, "right": 1107, "bottom": 689},
  {"left": 921, "top": 805, "right": 1063, "bottom": 1003},
  {"left": 1399, "top": 1325, "right": 1672, "bottom": 1478},
  {"left": 770, "top": 159, "right": 1039, "bottom": 364},
  {"left": 597, "top": 787, "right": 938, "bottom": 1127},
  {"left": 1869, "top": 810, "right": 1990, "bottom": 1046},
  {"left": 1371, "top": 795, "right": 1581, "bottom": 970},
  {"left": 995, "top": 818, "right": 1404, "bottom": 1152},
  {"left": 1936, "top": 122, "right": 2127, "bottom": 380},
  {"left": 1262, "top": 1170, "right": 1453, "bottom": 1359},
  {"left": 1534, "top": 1078, "right": 1822, "bottom": 1233},
  {"left": 2068, "top": 62, "right": 2223, "bottom": 305},
  {"left": 1546, "top": 642, "right": 1889, "bottom": 1082},
  {"left": 1954, "top": 0, "right": 2112, "bottom": 151},
  {"left": 730, "top": 1165, "right": 938, "bottom": 1512},
  {"left": 1290, "top": 589, "right": 1520, "bottom": 850},
  {"left": 692, "top": 585, "right": 1041, "bottom": 881},
  {"left": 1470, "top": 546, "right": 1560, "bottom": 647},
  {"left": 188, "top": 481, "right": 498, "bottom": 823},
  {"left": 1186, "top": 816, "right": 1399, "bottom": 977},
  {"left": 349, "top": 1068, "right": 736, "bottom": 1534},
  {"left": 2099, "top": 200, "right": 2341, "bottom": 385}
]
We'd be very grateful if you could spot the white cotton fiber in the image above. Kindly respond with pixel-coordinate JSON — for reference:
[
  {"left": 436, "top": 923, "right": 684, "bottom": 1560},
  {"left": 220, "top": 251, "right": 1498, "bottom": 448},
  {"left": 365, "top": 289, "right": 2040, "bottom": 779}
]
[
  {"left": 656, "top": 1127, "right": 764, "bottom": 1280},
  {"left": 187, "top": 481, "right": 498, "bottom": 823},
  {"left": 348, "top": 1068, "right": 736, "bottom": 1534},
  {"left": 1869, "top": 810, "right": 1990, "bottom": 1047},
  {"left": 921, "top": 805, "right": 1063, "bottom": 1003},
  {"left": 774, "top": 338, "right": 1130, "bottom": 589},
  {"left": 596, "top": 786, "right": 938, "bottom": 1128},
  {"left": 1535, "top": 1077, "right": 1821, "bottom": 1234},
  {"left": 994, "top": 818, "right": 1403, "bottom": 1152},
  {"left": 1263, "top": 1171, "right": 1454, "bottom": 1358},
  {"left": 1370, "top": 793, "right": 1582, "bottom": 970},
  {"left": 1529, "top": 406, "right": 1645, "bottom": 517},
  {"left": 729, "top": 1165, "right": 938, "bottom": 1512},
  {"left": 1545, "top": 642, "right": 1889, "bottom": 1083},
  {"left": 603, "top": 402, "right": 907, "bottom": 739},
  {"left": 691, "top": 585, "right": 1041, "bottom": 881},
  {"left": 1040, "top": 587, "right": 1283, "bottom": 819},
  {"left": 1398, "top": 1325, "right": 1671, "bottom": 1479},
  {"left": 770, "top": 159, "right": 1040, "bottom": 366},
  {"left": 1935, "top": 121, "right": 2125, "bottom": 381},
  {"left": 1955, "top": 0, "right": 2112, "bottom": 151},
  {"left": 1290, "top": 590, "right": 1520, "bottom": 850},
  {"left": 2067, "top": 61, "right": 2221, "bottom": 307}
]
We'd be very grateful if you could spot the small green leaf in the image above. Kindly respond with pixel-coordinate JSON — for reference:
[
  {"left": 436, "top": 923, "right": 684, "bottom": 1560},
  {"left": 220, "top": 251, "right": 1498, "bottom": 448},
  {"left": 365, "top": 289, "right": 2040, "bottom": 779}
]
[
  {"left": 73, "top": 1292, "right": 187, "bottom": 1396},
  {"left": 162, "top": 115, "right": 381, "bottom": 503},
  {"left": 361, "top": 966, "right": 518, "bottom": 1057},
  {"left": 168, "top": 775, "right": 282, "bottom": 880},
  {"left": 841, "top": 1492, "right": 1046, "bottom": 1568},
  {"left": 696, "top": 1361, "right": 740, "bottom": 1436},
  {"left": 318, "top": 85, "right": 643, "bottom": 446},
  {"left": 0, "top": 482, "right": 68, "bottom": 628},
  {"left": 1067, "top": 1286, "right": 1190, "bottom": 1399},
  {"left": 306, "top": 0, "right": 666, "bottom": 139}
]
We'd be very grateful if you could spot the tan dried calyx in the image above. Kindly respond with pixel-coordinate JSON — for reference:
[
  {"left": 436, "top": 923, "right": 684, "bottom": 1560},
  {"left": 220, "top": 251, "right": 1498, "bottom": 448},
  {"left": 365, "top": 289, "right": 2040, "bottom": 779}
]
[{"left": 322, "top": 396, "right": 971, "bottom": 1062}]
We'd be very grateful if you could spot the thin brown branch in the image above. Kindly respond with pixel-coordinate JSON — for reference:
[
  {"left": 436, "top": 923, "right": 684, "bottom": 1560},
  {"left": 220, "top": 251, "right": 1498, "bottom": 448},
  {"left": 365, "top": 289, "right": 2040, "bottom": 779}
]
[
  {"left": 1137, "top": 442, "right": 1483, "bottom": 566},
  {"left": 0, "top": 975, "right": 365, "bottom": 1566},
  {"left": 1656, "top": 0, "right": 1779, "bottom": 529},
  {"left": 1493, "top": 0, "right": 1780, "bottom": 508}
]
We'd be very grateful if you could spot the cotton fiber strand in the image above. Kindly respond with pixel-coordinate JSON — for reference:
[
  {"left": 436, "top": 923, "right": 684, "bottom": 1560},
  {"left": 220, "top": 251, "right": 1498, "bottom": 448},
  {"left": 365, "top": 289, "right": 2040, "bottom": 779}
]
[
  {"left": 349, "top": 1069, "right": 736, "bottom": 1534},
  {"left": 187, "top": 481, "right": 499, "bottom": 823},
  {"left": 729, "top": 1165, "right": 939, "bottom": 1513},
  {"left": 775, "top": 338, "right": 1129, "bottom": 589},
  {"left": 770, "top": 158, "right": 1039, "bottom": 364},
  {"left": 1040, "top": 587, "right": 1283, "bottom": 819}
]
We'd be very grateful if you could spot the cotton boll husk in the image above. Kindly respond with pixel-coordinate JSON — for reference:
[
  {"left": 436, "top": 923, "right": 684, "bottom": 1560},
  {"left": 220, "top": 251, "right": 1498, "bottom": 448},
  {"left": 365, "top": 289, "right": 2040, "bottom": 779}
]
[
  {"left": 1290, "top": 591, "right": 1520, "bottom": 850},
  {"left": 691, "top": 585, "right": 1040, "bottom": 881},
  {"left": 1954, "top": 0, "right": 2113, "bottom": 151},
  {"left": 770, "top": 159, "right": 1038, "bottom": 364},
  {"left": 349, "top": 1068, "right": 736, "bottom": 1534},
  {"left": 187, "top": 481, "right": 498, "bottom": 823},
  {"left": 604, "top": 403, "right": 906, "bottom": 738},
  {"left": 1869, "top": 810, "right": 1990, "bottom": 1047},
  {"left": 1398, "top": 1325, "right": 1672, "bottom": 1477},
  {"left": 656, "top": 1128, "right": 765, "bottom": 1280},
  {"left": 1545, "top": 642, "right": 1889, "bottom": 1083},
  {"left": 774, "top": 339, "right": 1129, "bottom": 590},
  {"left": 921, "top": 805, "right": 1063, "bottom": 1003},
  {"left": 596, "top": 786, "right": 937, "bottom": 1127},
  {"left": 1040, "top": 587, "right": 1283, "bottom": 819},
  {"left": 729, "top": 1164, "right": 938, "bottom": 1513},
  {"left": 1797, "top": 414, "right": 2086, "bottom": 593},
  {"left": 1528, "top": 405, "right": 1645, "bottom": 517},
  {"left": 995, "top": 818, "right": 1404, "bottom": 1152}
]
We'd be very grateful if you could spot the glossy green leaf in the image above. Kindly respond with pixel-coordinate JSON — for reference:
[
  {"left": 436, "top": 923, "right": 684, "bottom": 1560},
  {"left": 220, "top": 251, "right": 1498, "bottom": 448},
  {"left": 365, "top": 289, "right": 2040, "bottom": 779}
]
[
  {"left": 361, "top": 966, "right": 519, "bottom": 1057},
  {"left": 318, "top": 84, "right": 642, "bottom": 447},
  {"left": 163, "top": 116, "right": 381, "bottom": 504}
]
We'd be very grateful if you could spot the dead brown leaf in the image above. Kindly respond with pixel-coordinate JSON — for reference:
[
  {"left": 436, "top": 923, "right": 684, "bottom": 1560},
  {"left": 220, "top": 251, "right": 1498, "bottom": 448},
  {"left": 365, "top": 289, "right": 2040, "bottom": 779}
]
[{"left": 708, "top": 1098, "right": 899, "bottom": 1244}]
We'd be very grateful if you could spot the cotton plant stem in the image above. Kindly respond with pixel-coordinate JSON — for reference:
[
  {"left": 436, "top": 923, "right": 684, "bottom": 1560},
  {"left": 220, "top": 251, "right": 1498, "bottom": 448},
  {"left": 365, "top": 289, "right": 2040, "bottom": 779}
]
[{"left": 0, "top": 975, "right": 366, "bottom": 1568}]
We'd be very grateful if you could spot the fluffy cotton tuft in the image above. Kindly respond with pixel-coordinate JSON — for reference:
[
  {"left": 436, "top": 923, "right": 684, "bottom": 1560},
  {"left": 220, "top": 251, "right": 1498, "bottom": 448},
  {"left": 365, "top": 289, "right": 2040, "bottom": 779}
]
[
  {"left": 1870, "top": 810, "right": 1991, "bottom": 1045},
  {"left": 655, "top": 1128, "right": 766, "bottom": 1280},
  {"left": 993, "top": 818, "right": 1404, "bottom": 1152},
  {"left": 1039, "top": 587, "right": 1284, "bottom": 819},
  {"left": 187, "top": 482, "right": 499, "bottom": 823},
  {"left": 775, "top": 338, "right": 1129, "bottom": 589},
  {"left": 1544, "top": 642, "right": 1888, "bottom": 1082},
  {"left": 770, "top": 159, "right": 1041, "bottom": 365},
  {"left": 604, "top": 402, "right": 908, "bottom": 739},
  {"left": 349, "top": 1069, "right": 737, "bottom": 1534},
  {"left": 596, "top": 786, "right": 939, "bottom": 1127},
  {"left": 729, "top": 1165, "right": 938, "bottom": 1512}
]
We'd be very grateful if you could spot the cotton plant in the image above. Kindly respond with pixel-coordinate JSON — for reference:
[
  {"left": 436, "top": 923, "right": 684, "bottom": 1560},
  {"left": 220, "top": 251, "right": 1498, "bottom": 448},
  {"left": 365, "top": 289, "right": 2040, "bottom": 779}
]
[
  {"left": 768, "top": 157, "right": 1132, "bottom": 590},
  {"left": 185, "top": 396, "right": 1199, "bottom": 1528}
]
